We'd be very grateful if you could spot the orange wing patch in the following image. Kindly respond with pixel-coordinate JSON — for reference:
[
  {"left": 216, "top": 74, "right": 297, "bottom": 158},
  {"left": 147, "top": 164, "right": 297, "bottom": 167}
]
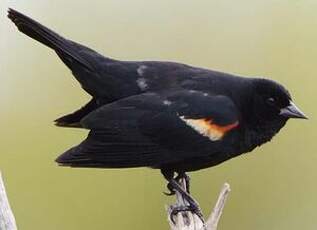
[{"left": 180, "top": 116, "right": 239, "bottom": 141}]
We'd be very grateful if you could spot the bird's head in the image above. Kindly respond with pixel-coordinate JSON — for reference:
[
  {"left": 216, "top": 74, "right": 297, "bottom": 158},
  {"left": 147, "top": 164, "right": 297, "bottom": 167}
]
[{"left": 250, "top": 78, "right": 307, "bottom": 124}]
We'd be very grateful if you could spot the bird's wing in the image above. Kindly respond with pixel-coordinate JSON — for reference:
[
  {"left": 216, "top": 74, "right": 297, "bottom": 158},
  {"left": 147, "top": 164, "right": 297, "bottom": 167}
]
[{"left": 56, "top": 90, "right": 240, "bottom": 168}]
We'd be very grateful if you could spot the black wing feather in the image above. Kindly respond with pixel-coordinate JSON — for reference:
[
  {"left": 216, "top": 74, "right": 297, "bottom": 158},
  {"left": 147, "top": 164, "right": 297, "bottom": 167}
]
[
  {"left": 56, "top": 129, "right": 171, "bottom": 168},
  {"left": 56, "top": 91, "right": 239, "bottom": 169},
  {"left": 54, "top": 98, "right": 99, "bottom": 128}
]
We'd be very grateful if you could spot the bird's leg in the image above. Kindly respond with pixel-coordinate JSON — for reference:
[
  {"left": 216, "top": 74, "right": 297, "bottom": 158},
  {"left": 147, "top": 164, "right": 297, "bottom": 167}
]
[
  {"left": 163, "top": 172, "right": 191, "bottom": 196},
  {"left": 176, "top": 172, "right": 191, "bottom": 194},
  {"left": 162, "top": 170, "right": 176, "bottom": 196},
  {"left": 161, "top": 169, "right": 204, "bottom": 223},
  {"left": 168, "top": 178, "right": 204, "bottom": 223}
]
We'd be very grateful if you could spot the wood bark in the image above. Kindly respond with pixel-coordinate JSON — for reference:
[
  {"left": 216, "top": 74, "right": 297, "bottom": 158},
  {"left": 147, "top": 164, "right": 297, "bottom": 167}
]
[{"left": 0, "top": 173, "right": 17, "bottom": 230}]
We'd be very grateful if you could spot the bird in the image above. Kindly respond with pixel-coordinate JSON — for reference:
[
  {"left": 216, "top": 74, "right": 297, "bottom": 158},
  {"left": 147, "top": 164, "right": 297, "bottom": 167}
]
[{"left": 8, "top": 8, "right": 307, "bottom": 220}]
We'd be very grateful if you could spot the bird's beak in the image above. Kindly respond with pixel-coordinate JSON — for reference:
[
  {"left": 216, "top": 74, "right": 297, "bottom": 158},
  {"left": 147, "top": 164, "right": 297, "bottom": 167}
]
[{"left": 280, "top": 101, "right": 308, "bottom": 119}]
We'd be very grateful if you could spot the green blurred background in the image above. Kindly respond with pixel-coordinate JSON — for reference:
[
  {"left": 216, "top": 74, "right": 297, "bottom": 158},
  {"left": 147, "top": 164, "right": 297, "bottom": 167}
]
[{"left": 0, "top": 0, "right": 315, "bottom": 229}]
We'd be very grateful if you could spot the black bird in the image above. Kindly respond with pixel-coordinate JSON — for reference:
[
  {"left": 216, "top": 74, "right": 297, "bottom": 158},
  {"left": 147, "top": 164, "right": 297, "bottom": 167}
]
[{"left": 8, "top": 8, "right": 307, "bottom": 219}]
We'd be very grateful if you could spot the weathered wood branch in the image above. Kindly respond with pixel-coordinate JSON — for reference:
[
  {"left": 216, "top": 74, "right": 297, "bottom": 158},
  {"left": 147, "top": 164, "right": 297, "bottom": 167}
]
[
  {"left": 0, "top": 172, "right": 17, "bottom": 230},
  {"left": 167, "top": 181, "right": 231, "bottom": 230}
]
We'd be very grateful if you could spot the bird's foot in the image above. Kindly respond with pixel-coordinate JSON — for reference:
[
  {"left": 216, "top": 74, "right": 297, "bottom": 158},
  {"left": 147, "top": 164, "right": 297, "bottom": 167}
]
[
  {"left": 168, "top": 178, "right": 204, "bottom": 223},
  {"left": 169, "top": 204, "right": 204, "bottom": 224}
]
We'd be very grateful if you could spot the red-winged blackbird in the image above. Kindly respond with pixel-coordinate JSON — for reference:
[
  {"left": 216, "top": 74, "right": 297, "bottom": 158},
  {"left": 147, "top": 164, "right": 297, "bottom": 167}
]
[{"left": 8, "top": 8, "right": 307, "bottom": 219}]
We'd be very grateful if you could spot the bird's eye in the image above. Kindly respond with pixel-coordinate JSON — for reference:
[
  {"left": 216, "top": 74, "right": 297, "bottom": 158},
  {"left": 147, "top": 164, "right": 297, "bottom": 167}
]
[{"left": 266, "top": 97, "right": 275, "bottom": 105}]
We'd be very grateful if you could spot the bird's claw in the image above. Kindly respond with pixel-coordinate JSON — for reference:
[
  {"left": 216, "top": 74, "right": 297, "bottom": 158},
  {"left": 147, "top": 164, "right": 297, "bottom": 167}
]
[
  {"left": 163, "top": 191, "right": 175, "bottom": 196},
  {"left": 169, "top": 204, "right": 205, "bottom": 224},
  {"left": 164, "top": 182, "right": 176, "bottom": 196}
]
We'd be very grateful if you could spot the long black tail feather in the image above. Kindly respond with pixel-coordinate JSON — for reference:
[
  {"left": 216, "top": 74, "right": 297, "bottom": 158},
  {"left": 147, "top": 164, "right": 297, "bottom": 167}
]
[{"left": 8, "top": 8, "right": 93, "bottom": 71}]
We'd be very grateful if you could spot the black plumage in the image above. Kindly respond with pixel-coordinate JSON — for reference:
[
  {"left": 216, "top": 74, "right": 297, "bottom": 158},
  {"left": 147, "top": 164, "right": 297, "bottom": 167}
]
[{"left": 8, "top": 8, "right": 307, "bottom": 175}]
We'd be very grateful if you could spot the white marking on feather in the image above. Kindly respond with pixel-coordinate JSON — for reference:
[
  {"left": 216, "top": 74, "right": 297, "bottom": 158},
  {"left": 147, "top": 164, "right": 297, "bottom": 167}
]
[
  {"left": 136, "top": 78, "right": 148, "bottom": 91},
  {"left": 179, "top": 116, "right": 239, "bottom": 141},
  {"left": 203, "top": 93, "right": 209, "bottom": 96},
  {"left": 163, "top": 100, "right": 172, "bottom": 106},
  {"left": 137, "top": 65, "right": 147, "bottom": 76},
  {"left": 180, "top": 116, "right": 221, "bottom": 141}
]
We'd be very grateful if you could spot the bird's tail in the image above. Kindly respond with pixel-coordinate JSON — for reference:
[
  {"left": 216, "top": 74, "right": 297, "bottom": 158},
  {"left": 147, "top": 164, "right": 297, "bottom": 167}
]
[
  {"left": 8, "top": 8, "right": 126, "bottom": 99},
  {"left": 7, "top": 8, "right": 93, "bottom": 71}
]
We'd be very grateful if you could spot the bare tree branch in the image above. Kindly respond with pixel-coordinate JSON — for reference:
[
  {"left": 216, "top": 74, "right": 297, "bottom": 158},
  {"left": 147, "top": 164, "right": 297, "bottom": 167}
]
[
  {"left": 0, "top": 172, "right": 17, "bottom": 230},
  {"left": 205, "top": 183, "right": 231, "bottom": 230}
]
